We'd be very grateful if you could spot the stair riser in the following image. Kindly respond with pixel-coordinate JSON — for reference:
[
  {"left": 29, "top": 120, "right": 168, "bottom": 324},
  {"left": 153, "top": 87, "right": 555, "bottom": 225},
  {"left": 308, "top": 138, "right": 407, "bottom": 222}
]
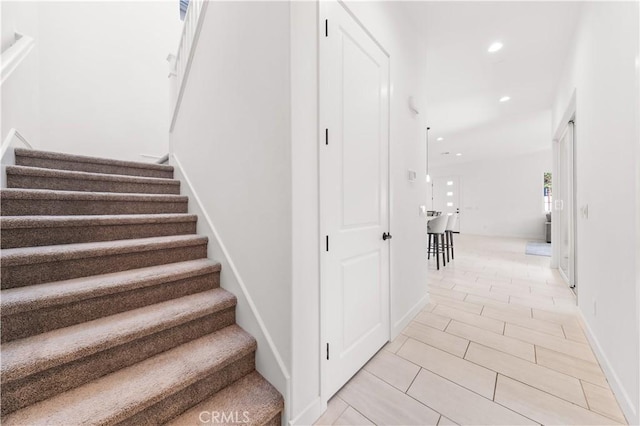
[
  {"left": 1, "top": 244, "right": 208, "bottom": 289},
  {"left": 1, "top": 272, "right": 219, "bottom": 342},
  {"left": 0, "top": 199, "right": 188, "bottom": 216},
  {"left": 15, "top": 155, "right": 173, "bottom": 179},
  {"left": 1, "top": 308, "right": 236, "bottom": 416},
  {"left": 6, "top": 174, "right": 180, "bottom": 195},
  {"left": 1, "top": 221, "right": 197, "bottom": 249},
  {"left": 119, "top": 354, "right": 255, "bottom": 426}
]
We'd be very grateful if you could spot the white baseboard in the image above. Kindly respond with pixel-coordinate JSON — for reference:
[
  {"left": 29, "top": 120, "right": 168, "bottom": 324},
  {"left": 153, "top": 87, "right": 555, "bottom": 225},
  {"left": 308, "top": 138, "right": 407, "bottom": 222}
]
[
  {"left": 392, "top": 292, "right": 430, "bottom": 338},
  {"left": 578, "top": 310, "right": 638, "bottom": 425},
  {"left": 289, "top": 397, "right": 324, "bottom": 426}
]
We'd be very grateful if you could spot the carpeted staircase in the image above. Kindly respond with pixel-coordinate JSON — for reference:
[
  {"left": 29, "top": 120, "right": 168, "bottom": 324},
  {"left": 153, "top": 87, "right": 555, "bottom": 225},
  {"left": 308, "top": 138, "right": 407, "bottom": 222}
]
[{"left": 0, "top": 148, "right": 283, "bottom": 425}]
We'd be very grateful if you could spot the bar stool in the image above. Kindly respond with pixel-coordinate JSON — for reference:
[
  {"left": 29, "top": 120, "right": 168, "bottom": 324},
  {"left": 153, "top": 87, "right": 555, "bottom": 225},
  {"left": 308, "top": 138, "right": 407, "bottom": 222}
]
[
  {"left": 427, "top": 215, "right": 448, "bottom": 270},
  {"left": 443, "top": 214, "right": 458, "bottom": 262}
]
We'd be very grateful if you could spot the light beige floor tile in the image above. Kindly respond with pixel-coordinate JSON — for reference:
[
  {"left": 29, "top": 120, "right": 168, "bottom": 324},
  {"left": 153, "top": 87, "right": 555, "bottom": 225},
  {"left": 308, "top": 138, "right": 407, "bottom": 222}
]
[
  {"left": 364, "top": 349, "right": 420, "bottom": 392},
  {"left": 511, "top": 277, "right": 553, "bottom": 288},
  {"left": 454, "top": 285, "right": 510, "bottom": 303},
  {"left": 437, "top": 416, "right": 458, "bottom": 425},
  {"left": 414, "top": 311, "right": 452, "bottom": 331},
  {"left": 505, "top": 323, "right": 598, "bottom": 363},
  {"left": 434, "top": 304, "right": 505, "bottom": 334},
  {"left": 407, "top": 369, "right": 536, "bottom": 425},
  {"left": 489, "top": 286, "right": 532, "bottom": 300},
  {"left": 535, "top": 346, "right": 609, "bottom": 388},
  {"left": 482, "top": 306, "right": 565, "bottom": 337},
  {"left": 453, "top": 279, "right": 492, "bottom": 290},
  {"left": 338, "top": 370, "right": 440, "bottom": 425},
  {"left": 423, "top": 302, "right": 437, "bottom": 313},
  {"left": 465, "top": 342, "right": 587, "bottom": 407},
  {"left": 554, "top": 297, "right": 578, "bottom": 308},
  {"left": 446, "top": 321, "right": 535, "bottom": 362},
  {"left": 314, "top": 396, "right": 349, "bottom": 425},
  {"left": 476, "top": 273, "right": 511, "bottom": 284},
  {"left": 464, "top": 294, "right": 533, "bottom": 317},
  {"left": 333, "top": 407, "right": 374, "bottom": 425},
  {"left": 562, "top": 322, "right": 589, "bottom": 343},
  {"left": 398, "top": 338, "right": 495, "bottom": 399},
  {"left": 430, "top": 286, "right": 468, "bottom": 300},
  {"left": 431, "top": 295, "right": 484, "bottom": 314},
  {"left": 495, "top": 375, "right": 620, "bottom": 425},
  {"left": 384, "top": 333, "right": 409, "bottom": 353},
  {"left": 532, "top": 308, "right": 580, "bottom": 326},
  {"left": 510, "top": 295, "right": 556, "bottom": 310},
  {"left": 431, "top": 280, "right": 456, "bottom": 290},
  {"left": 530, "top": 285, "right": 575, "bottom": 298},
  {"left": 582, "top": 381, "right": 627, "bottom": 424},
  {"left": 404, "top": 321, "right": 469, "bottom": 357}
]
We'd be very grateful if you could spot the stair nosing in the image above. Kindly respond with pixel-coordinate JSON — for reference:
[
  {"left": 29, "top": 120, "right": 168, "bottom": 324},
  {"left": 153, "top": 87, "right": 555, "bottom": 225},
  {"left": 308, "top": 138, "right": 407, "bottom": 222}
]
[
  {"left": 1, "top": 235, "right": 208, "bottom": 267},
  {"left": 14, "top": 148, "right": 173, "bottom": 172},
  {"left": 1, "top": 214, "right": 198, "bottom": 230},
  {"left": 2, "top": 325, "right": 255, "bottom": 426},
  {"left": 0, "top": 188, "right": 188, "bottom": 202},
  {"left": 1, "top": 259, "right": 221, "bottom": 315},
  {"left": 1, "top": 289, "right": 237, "bottom": 384},
  {"left": 6, "top": 165, "right": 180, "bottom": 185}
]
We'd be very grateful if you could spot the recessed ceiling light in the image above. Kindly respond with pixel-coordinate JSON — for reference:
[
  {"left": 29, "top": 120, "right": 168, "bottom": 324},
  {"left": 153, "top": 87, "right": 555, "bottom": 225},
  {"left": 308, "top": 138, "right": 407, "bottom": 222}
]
[
  {"left": 488, "top": 42, "right": 503, "bottom": 53},
  {"left": 499, "top": 96, "right": 511, "bottom": 102},
  {"left": 437, "top": 137, "right": 444, "bottom": 141},
  {"left": 456, "top": 153, "right": 462, "bottom": 157}
]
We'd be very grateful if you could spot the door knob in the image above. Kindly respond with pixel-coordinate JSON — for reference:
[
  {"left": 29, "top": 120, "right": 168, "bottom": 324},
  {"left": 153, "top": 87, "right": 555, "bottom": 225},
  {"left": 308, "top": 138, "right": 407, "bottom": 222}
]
[{"left": 382, "top": 232, "right": 392, "bottom": 241}]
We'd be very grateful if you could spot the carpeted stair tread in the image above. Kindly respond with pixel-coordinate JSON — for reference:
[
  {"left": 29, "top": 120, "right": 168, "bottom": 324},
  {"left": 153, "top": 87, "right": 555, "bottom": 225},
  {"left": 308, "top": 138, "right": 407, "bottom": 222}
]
[
  {"left": 166, "top": 371, "right": 284, "bottom": 426},
  {"left": 6, "top": 165, "right": 180, "bottom": 194},
  {"left": 1, "top": 259, "right": 220, "bottom": 316},
  {"left": 1, "top": 234, "right": 207, "bottom": 267},
  {"left": 14, "top": 148, "right": 173, "bottom": 178},
  {"left": 1, "top": 213, "right": 197, "bottom": 230},
  {"left": 2, "top": 325, "right": 256, "bottom": 425},
  {"left": 0, "top": 188, "right": 187, "bottom": 203},
  {"left": 1, "top": 289, "right": 237, "bottom": 384},
  {"left": 0, "top": 188, "right": 189, "bottom": 216},
  {"left": 1, "top": 214, "right": 198, "bottom": 248}
]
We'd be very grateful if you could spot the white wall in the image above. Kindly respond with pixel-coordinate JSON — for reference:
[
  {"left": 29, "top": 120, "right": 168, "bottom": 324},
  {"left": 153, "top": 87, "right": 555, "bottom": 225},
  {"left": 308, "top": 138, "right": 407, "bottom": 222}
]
[
  {"left": 290, "top": 1, "right": 430, "bottom": 423},
  {"left": 168, "top": 0, "right": 292, "bottom": 414},
  {"left": 290, "top": 1, "right": 321, "bottom": 424},
  {"left": 2, "top": 1, "right": 181, "bottom": 161},
  {"left": 430, "top": 149, "right": 552, "bottom": 240},
  {"left": 1, "top": 1, "right": 41, "bottom": 147},
  {"left": 552, "top": 2, "right": 640, "bottom": 423}
]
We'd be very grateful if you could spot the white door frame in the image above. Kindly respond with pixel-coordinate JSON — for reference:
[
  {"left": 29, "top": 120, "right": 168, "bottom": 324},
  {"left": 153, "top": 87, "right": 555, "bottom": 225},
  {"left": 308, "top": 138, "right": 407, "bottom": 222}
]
[
  {"left": 552, "top": 93, "right": 577, "bottom": 296},
  {"left": 318, "top": 0, "right": 392, "bottom": 405}
]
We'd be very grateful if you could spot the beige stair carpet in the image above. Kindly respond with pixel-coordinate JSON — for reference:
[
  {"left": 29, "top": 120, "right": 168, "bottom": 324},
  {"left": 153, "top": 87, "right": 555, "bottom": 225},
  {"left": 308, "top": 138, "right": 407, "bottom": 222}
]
[{"left": 0, "top": 148, "right": 283, "bottom": 424}]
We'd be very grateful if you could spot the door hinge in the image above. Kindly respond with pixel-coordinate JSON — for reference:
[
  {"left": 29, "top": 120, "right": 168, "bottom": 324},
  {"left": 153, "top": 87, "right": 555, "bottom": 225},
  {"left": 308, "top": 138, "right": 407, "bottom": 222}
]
[
  {"left": 325, "top": 128, "right": 329, "bottom": 145},
  {"left": 325, "top": 235, "right": 329, "bottom": 252},
  {"left": 326, "top": 343, "right": 330, "bottom": 360}
]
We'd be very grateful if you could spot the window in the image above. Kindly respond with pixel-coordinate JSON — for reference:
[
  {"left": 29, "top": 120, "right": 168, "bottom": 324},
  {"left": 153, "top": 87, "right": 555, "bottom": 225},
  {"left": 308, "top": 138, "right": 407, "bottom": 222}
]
[
  {"left": 544, "top": 172, "right": 552, "bottom": 212},
  {"left": 180, "top": 0, "right": 190, "bottom": 20}
]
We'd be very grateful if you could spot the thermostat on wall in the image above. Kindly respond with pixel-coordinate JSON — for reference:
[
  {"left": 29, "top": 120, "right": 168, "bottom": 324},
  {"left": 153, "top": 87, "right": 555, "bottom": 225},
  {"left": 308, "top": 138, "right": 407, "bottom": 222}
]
[{"left": 407, "top": 169, "right": 417, "bottom": 182}]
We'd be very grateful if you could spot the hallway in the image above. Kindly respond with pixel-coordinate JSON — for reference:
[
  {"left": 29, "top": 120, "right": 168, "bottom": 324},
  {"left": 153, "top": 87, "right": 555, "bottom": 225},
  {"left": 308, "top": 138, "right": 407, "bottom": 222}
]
[{"left": 315, "top": 235, "right": 627, "bottom": 425}]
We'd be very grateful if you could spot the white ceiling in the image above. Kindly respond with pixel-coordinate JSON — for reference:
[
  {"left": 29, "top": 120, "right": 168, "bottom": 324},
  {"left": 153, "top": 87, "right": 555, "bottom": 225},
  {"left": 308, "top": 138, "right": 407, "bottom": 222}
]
[{"left": 403, "top": 1, "right": 582, "bottom": 167}]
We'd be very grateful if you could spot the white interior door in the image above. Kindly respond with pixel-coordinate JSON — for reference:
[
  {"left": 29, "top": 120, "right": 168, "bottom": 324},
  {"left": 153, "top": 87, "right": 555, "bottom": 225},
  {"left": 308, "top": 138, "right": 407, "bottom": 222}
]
[
  {"left": 433, "top": 176, "right": 461, "bottom": 232},
  {"left": 320, "top": 0, "right": 390, "bottom": 399}
]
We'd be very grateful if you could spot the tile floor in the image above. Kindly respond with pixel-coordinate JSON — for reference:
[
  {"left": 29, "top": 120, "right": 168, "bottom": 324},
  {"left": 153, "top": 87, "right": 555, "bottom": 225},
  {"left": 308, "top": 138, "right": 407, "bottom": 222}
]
[{"left": 314, "top": 234, "right": 627, "bottom": 426}]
